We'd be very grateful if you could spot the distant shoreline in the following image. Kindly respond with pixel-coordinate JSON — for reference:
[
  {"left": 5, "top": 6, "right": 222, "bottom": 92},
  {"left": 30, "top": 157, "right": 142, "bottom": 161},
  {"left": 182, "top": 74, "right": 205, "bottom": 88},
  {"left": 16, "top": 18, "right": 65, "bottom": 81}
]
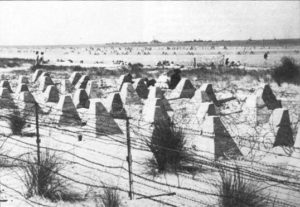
[{"left": 1, "top": 38, "right": 300, "bottom": 48}]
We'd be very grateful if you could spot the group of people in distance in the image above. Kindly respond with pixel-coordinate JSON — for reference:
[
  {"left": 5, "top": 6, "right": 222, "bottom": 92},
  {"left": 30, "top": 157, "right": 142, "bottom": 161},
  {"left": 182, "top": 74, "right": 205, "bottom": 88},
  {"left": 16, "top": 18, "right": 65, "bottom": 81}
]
[{"left": 35, "top": 51, "right": 45, "bottom": 66}]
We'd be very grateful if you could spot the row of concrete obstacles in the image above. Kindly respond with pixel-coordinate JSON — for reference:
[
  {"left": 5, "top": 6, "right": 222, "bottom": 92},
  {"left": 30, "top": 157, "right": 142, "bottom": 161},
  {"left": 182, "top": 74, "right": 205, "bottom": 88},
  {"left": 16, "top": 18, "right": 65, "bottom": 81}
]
[
  {"left": 2, "top": 70, "right": 296, "bottom": 161},
  {"left": 239, "top": 84, "right": 295, "bottom": 149},
  {"left": 54, "top": 94, "right": 123, "bottom": 135},
  {"left": 39, "top": 72, "right": 293, "bottom": 152},
  {"left": 36, "top": 71, "right": 125, "bottom": 135},
  {"left": 31, "top": 71, "right": 100, "bottom": 107},
  {"left": 139, "top": 76, "right": 295, "bottom": 159},
  {"left": 125, "top": 75, "right": 242, "bottom": 160},
  {"left": 243, "top": 84, "right": 282, "bottom": 125},
  {"left": 69, "top": 73, "right": 297, "bottom": 154},
  {"left": 0, "top": 71, "right": 125, "bottom": 137},
  {"left": 117, "top": 74, "right": 224, "bottom": 107},
  {"left": 51, "top": 72, "right": 300, "bottom": 162}
]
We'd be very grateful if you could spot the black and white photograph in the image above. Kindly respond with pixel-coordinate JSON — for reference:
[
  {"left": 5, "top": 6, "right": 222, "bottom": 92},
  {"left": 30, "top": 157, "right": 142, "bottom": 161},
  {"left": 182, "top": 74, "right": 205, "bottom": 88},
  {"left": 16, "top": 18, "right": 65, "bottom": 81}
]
[{"left": 0, "top": 1, "right": 300, "bottom": 206}]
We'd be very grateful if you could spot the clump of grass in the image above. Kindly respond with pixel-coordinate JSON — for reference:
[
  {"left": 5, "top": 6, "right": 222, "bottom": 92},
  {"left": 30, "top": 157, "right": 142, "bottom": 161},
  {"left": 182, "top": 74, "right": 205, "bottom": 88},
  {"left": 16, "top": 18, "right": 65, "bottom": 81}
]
[
  {"left": 7, "top": 110, "right": 27, "bottom": 135},
  {"left": 272, "top": 56, "right": 300, "bottom": 86},
  {"left": 21, "top": 150, "right": 83, "bottom": 202},
  {"left": 93, "top": 182, "right": 123, "bottom": 207},
  {"left": 146, "top": 121, "right": 192, "bottom": 174},
  {"left": 97, "top": 187, "right": 123, "bottom": 207},
  {"left": 179, "top": 67, "right": 271, "bottom": 83},
  {"left": 218, "top": 166, "right": 270, "bottom": 207}
]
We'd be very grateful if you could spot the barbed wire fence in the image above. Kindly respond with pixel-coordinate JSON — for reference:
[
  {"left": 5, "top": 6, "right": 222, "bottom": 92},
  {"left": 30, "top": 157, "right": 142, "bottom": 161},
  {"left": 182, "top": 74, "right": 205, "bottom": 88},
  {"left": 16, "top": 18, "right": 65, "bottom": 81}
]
[{"left": 0, "top": 78, "right": 299, "bottom": 206}]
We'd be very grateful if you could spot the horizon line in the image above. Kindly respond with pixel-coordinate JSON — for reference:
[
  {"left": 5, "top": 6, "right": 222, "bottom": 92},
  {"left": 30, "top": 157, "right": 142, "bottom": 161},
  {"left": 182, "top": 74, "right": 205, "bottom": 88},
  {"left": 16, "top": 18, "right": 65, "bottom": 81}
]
[{"left": 1, "top": 38, "right": 300, "bottom": 47}]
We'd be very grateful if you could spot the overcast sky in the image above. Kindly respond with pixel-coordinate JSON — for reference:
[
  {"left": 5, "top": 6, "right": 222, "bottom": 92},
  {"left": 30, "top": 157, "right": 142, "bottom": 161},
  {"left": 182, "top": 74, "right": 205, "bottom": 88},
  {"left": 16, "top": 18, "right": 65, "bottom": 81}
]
[{"left": 0, "top": 1, "right": 299, "bottom": 45}]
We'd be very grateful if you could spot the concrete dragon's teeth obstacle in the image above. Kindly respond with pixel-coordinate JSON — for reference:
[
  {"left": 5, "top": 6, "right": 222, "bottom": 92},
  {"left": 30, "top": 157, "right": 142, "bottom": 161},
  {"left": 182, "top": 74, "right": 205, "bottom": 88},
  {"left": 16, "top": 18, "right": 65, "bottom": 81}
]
[
  {"left": 69, "top": 72, "right": 82, "bottom": 86},
  {"left": 269, "top": 108, "right": 294, "bottom": 147},
  {"left": 39, "top": 76, "right": 54, "bottom": 92},
  {"left": 44, "top": 85, "right": 60, "bottom": 103},
  {"left": 102, "top": 92, "right": 126, "bottom": 119},
  {"left": 120, "top": 82, "right": 142, "bottom": 105},
  {"left": 55, "top": 95, "right": 81, "bottom": 126},
  {"left": 169, "top": 78, "right": 196, "bottom": 99},
  {"left": 86, "top": 99, "right": 123, "bottom": 135},
  {"left": 73, "top": 89, "right": 90, "bottom": 109}
]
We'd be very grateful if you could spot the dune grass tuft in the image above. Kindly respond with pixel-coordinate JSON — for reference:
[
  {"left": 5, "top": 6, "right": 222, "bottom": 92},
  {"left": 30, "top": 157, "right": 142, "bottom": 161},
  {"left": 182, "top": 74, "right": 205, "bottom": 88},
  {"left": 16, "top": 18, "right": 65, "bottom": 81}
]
[
  {"left": 218, "top": 166, "right": 270, "bottom": 207},
  {"left": 146, "top": 121, "right": 193, "bottom": 174},
  {"left": 21, "top": 150, "right": 84, "bottom": 202}
]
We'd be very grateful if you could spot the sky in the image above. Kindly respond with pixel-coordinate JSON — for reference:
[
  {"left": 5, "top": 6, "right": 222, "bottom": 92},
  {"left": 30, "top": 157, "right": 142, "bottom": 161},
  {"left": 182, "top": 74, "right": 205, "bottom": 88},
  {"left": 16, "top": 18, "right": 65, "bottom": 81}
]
[{"left": 0, "top": 1, "right": 299, "bottom": 46}]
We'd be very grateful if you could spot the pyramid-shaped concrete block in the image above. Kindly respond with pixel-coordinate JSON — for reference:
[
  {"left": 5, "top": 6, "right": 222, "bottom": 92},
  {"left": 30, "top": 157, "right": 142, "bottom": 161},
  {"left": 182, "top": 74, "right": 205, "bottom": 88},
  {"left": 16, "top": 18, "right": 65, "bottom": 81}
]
[
  {"left": 0, "top": 80, "right": 13, "bottom": 93},
  {"left": 39, "top": 76, "right": 54, "bottom": 92},
  {"left": 244, "top": 94, "right": 272, "bottom": 126},
  {"left": 269, "top": 108, "right": 291, "bottom": 127},
  {"left": 87, "top": 99, "right": 122, "bottom": 135},
  {"left": 56, "top": 95, "right": 81, "bottom": 125},
  {"left": 17, "top": 91, "right": 37, "bottom": 115},
  {"left": 147, "top": 86, "right": 172, "bottom": 111},
  {"left": 15, "top": 84, "right": 29, "bottom": 94},
  {"left": 118, "top": 73, "right": 133, "bottom": 91},
  {"left": 73, "top": 89, "right": 90, "bottom": 108},
  {"left": 44, "top": 85, "right": 60, "bottom": 103},
  {"left": 0, "top": 88, "right": 16, "bottom": 109},
  {"left": 148, "top": 86, "right": 164, "bottom": 99},
  {"left": 200, "top": 115, "right": 241, "bottom": 159},
  {"left": 269, "top": 108, "right": 294, "bottom": 147},
  {"left": 17, "top": 91, "right": 36, "bottom": 104},
  {"left": 201, "top": 116, "right": 228, "bottom": 137},
  {"left": 86, "top": 80, "right": 100, "bottom": 98},
  {"left": 61, "top": 79, "right": 72, "bottom": 94},
  {"left": 193, "top": 83, "right": 218, "bottom": 105},
  {"left": 102, "top": 92, "right": 126, "bottom": 118},
  {"left": 169, "top": 78, "right": 195, "bottom": 99},
  {"left": 120, "top": 82, "right": 142, "bottom": 105},
  {"left": 195, "top": 102, "right": 216, "bottom": 124},
  {"left": 18, "top": 75, "right": 29, "bottom": 85},
  {"left": 256, "top": 84, "right": 281, "bottom": 110},
  {"left": 142, "top": 98, "right": 170, "bottom": 124},
  {"left": 75, "top": 75, "right": 90, "bottom": 89},
  {"left": 39, "top": 72, "right": 50, "bottom": 80},
  {"left": 69, "top": 72, "right": 82, "bottom": 86},
  {"left": 133, "top": 78, "right": 149, "bottom": 99},
  {"left": 32, "top": 69, "right": 43, "bottom": 82}
]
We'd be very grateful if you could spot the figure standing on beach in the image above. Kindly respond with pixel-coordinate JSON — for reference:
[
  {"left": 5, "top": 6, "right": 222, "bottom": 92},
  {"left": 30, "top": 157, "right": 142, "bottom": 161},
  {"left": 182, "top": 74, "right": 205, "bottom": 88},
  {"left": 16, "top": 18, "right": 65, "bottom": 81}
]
[
  {"left": 35, "top": 51, "right": 40, "bottom": 66},
  {"left": 40, "top": 52, "right": 44, "bottom": 64},
  {"left": 225, "top": 58, "right": 229, "bottom": 66},
  {"left": 264, "top": 52, "right": 269, "bottom": 60}
]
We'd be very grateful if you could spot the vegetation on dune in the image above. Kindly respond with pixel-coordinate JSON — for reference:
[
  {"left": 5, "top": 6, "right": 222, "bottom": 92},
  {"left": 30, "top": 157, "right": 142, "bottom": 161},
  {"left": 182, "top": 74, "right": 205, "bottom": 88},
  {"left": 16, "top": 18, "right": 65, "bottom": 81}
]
[
  {"left": 272, "top": 56, "right": 300, "bottom": 86},
  {"left": 145, "top": 121, "right": 193, "bottom": 174},
  {"left": 0, "top": 58, "right": 35, "bottom": 68},
  {"left": 181, "top": 67, "right": 272, "bottom": 82},
  {"left": 3, "top": 56, "right": 300, "bottom": 87},
  {"left": 21, "top": 150, "right": 84, "bottom": 202},
  {"left": 31, "top": 64, "right": 150, "bottom": 78},
  {"left": 127, "top": 62, "right": 144, "bottom": 78},
  {"left": 7, "top": 110, "right": 27, "bottom": 135},
  {"left": 94, "top": 185, "right": 123, "bottom": 207},
  {"left": 218, "top": 166, "right": 271, "bottom": 207}
]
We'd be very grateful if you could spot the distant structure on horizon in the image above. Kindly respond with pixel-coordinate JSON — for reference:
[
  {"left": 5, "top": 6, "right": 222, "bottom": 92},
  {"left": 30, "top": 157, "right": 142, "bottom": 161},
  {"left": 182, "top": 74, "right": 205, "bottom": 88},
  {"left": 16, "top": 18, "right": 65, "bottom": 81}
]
[{"left": 104, "top": 38, "right": 300, "bottom": 47}]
